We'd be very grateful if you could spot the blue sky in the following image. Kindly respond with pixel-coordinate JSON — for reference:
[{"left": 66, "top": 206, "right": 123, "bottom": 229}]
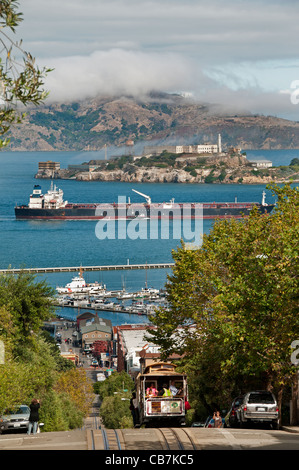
[{"left": 14, "top": 0, "right": 299, "bottom": 120}]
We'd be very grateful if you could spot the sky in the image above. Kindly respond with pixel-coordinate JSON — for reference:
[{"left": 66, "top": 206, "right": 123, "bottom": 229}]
[{"left": 12, "top": 0, "right": 299, "bottom": 120}]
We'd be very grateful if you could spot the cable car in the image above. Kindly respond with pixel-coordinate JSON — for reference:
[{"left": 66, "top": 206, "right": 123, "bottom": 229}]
[{"left": 135, "top": 362, "right": 188, "bottom": 427}]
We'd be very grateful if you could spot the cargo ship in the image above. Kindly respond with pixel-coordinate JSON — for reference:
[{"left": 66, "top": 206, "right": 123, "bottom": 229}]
[{"left": 14, "top": 184, "right": 275, "bottom": 220}]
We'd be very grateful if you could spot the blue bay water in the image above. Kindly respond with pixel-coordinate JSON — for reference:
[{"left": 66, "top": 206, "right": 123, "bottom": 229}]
[{"left": 0, "top": 149, "right": 295, "bottom": 324}]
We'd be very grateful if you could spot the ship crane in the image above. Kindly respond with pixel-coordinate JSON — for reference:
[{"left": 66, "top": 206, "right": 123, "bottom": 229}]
[{"left": 132, "top": 189, "right": 151, "bottom": 204}]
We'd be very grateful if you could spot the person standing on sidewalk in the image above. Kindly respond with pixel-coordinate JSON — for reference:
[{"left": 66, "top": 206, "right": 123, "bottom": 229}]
[{"left": 27, "top": 398, "right": 40, "bottom": 435}]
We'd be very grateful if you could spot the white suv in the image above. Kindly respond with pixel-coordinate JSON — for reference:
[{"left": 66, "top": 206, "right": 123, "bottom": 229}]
[{"left": 238, "top": 391, "right": 279, "bottom": 429}]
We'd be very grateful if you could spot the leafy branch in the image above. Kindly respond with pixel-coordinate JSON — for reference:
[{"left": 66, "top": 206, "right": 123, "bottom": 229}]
[{"left": 0, "top": 0, "right": 52, "bottom": 147}]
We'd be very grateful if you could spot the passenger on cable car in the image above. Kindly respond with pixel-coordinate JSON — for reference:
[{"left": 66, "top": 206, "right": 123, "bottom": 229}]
[
  {"left": 169, "top": 380, "right": 183, "bottom": 397},
  {"left": 161, "top": 383, "right": 172, "bottom": 397},
  {"left": 146, "top": 383, "right": 157, "bottom": 397}
]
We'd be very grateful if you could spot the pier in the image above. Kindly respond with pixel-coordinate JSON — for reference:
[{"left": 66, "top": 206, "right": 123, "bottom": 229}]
[{"left": 0, "top": 262, "right": 174, "bottom": 275}]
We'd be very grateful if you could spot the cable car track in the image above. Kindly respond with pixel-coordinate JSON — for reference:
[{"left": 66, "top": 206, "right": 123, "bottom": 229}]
[
  {"left": 157, "top": 427, "right": 198, "bottom": 451},
  {"left": 88, "top": 428, "right": 122, "bottom": 450},
  {"left": 87, "top": 427, "right": 197, "bottom": 450},
  {"left": 101, "top": 429, "right": 122, "bottom": 450}
]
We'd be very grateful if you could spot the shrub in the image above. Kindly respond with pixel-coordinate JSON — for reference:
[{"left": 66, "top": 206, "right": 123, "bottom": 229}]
[
  {"left": 93, "top": 371, "right": 134, "bottom": 399},
  {"left": 99, "top": 396, "right": 133, "bottom": 428}
]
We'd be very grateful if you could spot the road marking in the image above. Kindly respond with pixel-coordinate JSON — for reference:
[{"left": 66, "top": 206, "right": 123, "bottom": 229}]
[{"left": 218, "top": 429, "right": 243, "bottom": 450}]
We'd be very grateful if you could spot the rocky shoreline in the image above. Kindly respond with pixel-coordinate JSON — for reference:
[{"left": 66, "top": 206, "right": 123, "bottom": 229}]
[{"left": 36, "top": 165, "right": 299, "bottom": 185}]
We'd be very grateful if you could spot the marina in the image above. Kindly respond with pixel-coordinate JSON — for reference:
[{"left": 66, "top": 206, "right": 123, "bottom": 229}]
[{"left": 54, "top": 270, "right": 168, "bottom": 316}]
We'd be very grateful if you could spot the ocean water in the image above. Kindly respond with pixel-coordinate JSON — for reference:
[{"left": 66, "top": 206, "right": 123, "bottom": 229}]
[{"left": 0, "top": 149, "right": 295, "bottom": 324}]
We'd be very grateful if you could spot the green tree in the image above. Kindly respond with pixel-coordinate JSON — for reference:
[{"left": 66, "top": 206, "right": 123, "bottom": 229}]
[
  {"left": 147, "top": 184, "right": 299, "bottom": 420},
  {"left": 94, "top": 371, "right": 135, "bottom": 428},
  {"left": 54, "top": 368, "right": 94, "bottom": 416},
  {"left": 99, "top": 395, "right": 133, "bottom": 429},
  {"left": 0, "top": 271, "right": 55, "bottom": 345},
  {"left": 290, "top": 158, "right": 299, "bottom": 166},
  {"left": 0, "top": 1, "right": 51, "bottom": 147},
  {"left": 94, "top": 370, "right": 134, "bottom": 399}
]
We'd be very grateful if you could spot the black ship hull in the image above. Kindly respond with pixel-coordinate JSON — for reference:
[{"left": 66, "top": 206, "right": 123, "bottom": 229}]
[{"left": 15, "top": 202, "right": 275, "bottom": 220}]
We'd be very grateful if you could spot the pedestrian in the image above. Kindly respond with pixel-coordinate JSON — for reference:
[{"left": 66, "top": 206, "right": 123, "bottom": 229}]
[
  {"left": 27, "top": 398, "right": 40, "bottom": 435},
  {"left": 129, "top": 392, "right": 139, "bottom": 427},
  {"left": 213, "top": 410, "right": 222, "bottom": 428}
]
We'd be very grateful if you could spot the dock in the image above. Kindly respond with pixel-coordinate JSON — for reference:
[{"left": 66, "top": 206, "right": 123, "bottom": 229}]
[
  {"left": 53, "top": 301, "right": 156, "bottom": 316},
  {"left": 0, "top": 262, "right": 174, "bottom": 275}
]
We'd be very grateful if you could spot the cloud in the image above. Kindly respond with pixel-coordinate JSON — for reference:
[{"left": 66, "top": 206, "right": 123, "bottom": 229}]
[
  {"left": 20, "top": 0, "right": 299, "bottom": 64},
  {"left": 17, "top": 0, "right": 299, "bottom": 119},
  {"left": 39, "top": 48, "right": 299, "bottom": 122},
  {"left": 42, "top": 49, "right": 196, "bottom": 102}
]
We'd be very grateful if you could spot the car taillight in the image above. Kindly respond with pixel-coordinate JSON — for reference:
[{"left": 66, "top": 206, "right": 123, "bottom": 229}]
[{"left": 243, "top": 406, "right": 247, "bottom": 411}]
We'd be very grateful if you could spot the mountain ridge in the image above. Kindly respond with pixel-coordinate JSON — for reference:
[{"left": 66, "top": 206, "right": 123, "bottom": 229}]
[{"left": 6, "top": 93, "right": 299, "bottom": 151}]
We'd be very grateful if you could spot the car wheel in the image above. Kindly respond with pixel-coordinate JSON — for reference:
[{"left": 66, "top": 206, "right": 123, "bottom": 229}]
[{"left": 271, "top": 420, "right": 279, "bottom": 430}]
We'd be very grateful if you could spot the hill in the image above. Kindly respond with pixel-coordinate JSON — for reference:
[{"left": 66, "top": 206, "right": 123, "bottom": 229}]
[{"left": 6, "top": 92, "right": 299, "bottom": 151}]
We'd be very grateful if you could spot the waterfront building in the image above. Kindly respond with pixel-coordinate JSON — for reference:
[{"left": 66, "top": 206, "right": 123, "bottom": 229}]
[
  {"left": 38, "top": 160, "right": 60, "bottom": 171},
  {"left": 79, "top": 315, "right": 112, "bottom": 350}
]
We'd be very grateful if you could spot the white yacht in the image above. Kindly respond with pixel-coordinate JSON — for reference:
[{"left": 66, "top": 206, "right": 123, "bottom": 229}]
[{"left": 56, "top": 270, "right": 106, "bottom": 295}]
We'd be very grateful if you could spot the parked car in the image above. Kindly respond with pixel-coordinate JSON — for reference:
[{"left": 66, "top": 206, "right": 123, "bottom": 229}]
[
  {"left": 96, "top": 371, "right": 106, "bottom": 382},
  {"left": 191, "top": 421, "right": 205, "bottom": 427},
  {"left": 0, "top": 405, "right": 30, "bottom": 434},
  {"left": 238, "top": 391, "right": 279, "bottom": 429},
  {"left": 224, "top": 396, "right": 244, "bottom": 428}
]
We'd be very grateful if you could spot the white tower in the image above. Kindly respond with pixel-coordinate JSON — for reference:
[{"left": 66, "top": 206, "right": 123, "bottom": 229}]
[{"left": 218, "top": 133, "right": 222, "bottom": 153}]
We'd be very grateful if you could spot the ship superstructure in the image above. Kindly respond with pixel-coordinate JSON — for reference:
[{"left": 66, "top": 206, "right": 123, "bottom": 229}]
[{"left": 28, "top": 183, "right": 67, "bottom": 210}]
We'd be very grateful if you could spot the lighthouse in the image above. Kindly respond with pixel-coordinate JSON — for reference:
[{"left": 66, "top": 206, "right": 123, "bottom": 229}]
[{"left": 218, "top": 133, "right": 222, "bottom": 153}]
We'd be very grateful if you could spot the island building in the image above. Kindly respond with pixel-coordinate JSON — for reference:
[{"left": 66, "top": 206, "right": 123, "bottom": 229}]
[
  {"left": 67, "top": 163, "right": 99, "bottom": 171},
  {"left": 248, "top": 159, "right": 273, "bottom": 169},
  {"left": 142, "top": 133, "right": 223, "bottom": 156},
  {"left": 36, "top": 160, "right": 61, "bottom": 178},
  {"left": 38, "top": 160, "right": 60, "bottom": 172}
]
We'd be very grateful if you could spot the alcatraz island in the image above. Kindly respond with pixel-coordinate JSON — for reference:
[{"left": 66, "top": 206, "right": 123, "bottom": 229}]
[{"left": 35, "top": 135, "right": 299, "bottom": 185}]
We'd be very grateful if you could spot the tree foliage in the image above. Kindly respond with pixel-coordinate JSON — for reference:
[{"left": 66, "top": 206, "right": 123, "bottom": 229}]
[
  {"left": 54, "top": 368, "right": 94, "bottom": 416},
  {"left": 0, "top": 271, "right": 55, "bottom": 345},
  {"left": 94, "top": 371, "right": 135, "bottom": 428},
  {"left": 0, "top": 0, "right": 51, "bottom": 146},
  {"left": 94, "top": 370, "right": 134, "bottom": 399},
  {"left": 99, "top": 395, "right": 133, "bottom": 429},
  {"left": 0, "top": 272, "right": 90, "bottom": 431},
  {"left": 147, "top": 184, "right": 299, "bottom": 412}
]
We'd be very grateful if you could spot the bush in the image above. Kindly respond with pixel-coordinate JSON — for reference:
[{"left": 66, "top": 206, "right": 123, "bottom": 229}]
[
  {"left": 40, "top": 390, "right": 69, "bottom": 432},
  {"left": 99, "top": 395, "right": 133, "bottom": 428},
  {"left": 39, "top": 390, "right": 85, "bottom": 432},
  {"left": 93, "top": 371, "right": 134, "bottom": 399}
]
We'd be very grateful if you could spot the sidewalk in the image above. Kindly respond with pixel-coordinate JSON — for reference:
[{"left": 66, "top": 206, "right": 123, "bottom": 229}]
[
  {"left": 0, "top": 396, "right": 101, "bottom": 450},
  {"left": 282, "top": 426, "right": 299, "bottom": 433}
]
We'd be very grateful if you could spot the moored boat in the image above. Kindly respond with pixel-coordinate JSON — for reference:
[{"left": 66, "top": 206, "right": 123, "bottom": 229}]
[{"left": 56, "top": 269, "right": 106, "bottom": 295}]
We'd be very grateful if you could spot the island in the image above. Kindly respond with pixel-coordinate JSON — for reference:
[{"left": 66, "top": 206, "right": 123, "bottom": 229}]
[{"left": 35, "top": 147, "right": 299, "bottom": 185}]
